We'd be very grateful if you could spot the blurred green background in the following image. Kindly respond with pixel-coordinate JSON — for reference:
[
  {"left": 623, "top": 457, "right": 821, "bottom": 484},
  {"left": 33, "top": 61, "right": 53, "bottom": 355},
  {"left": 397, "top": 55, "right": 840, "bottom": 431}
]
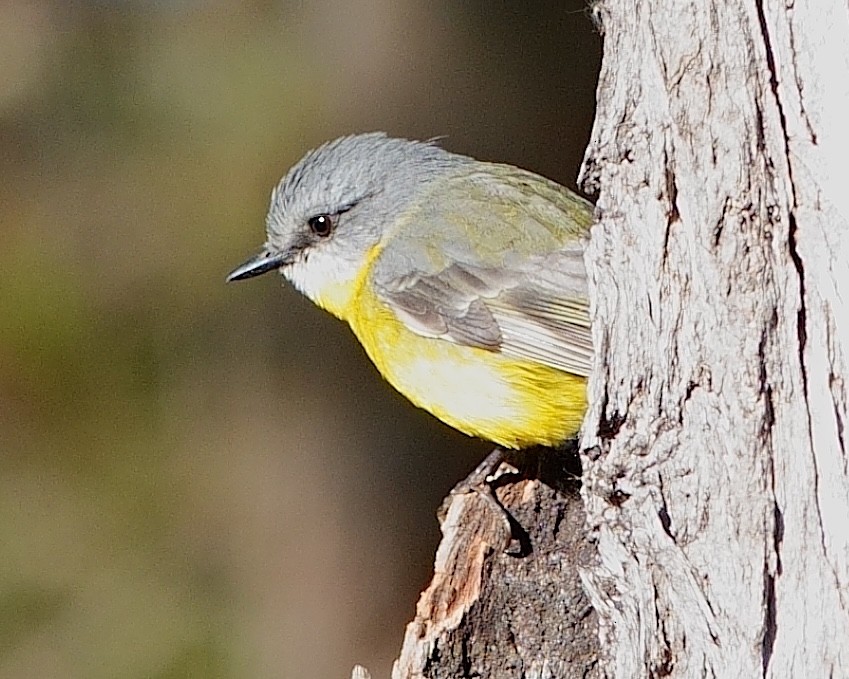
[{"left": 0, "top": 1, "right": 600, "bottom": 677}]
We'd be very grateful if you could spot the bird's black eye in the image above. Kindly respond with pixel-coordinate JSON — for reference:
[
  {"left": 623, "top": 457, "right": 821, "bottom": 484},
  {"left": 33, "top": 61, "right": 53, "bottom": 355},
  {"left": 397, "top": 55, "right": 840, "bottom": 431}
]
[{"left": 308, "top": 214, "right": 334, "bottom": 237}]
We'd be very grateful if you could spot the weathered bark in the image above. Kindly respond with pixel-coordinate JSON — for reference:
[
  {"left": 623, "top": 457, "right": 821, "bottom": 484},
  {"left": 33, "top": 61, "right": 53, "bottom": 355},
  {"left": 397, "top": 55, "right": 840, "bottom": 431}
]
[
  {"left": 355, "top": 1, "right": 849, "bottom": 676},
  {"left": 579, "top": 0, "right": 849, "bottom": 677},
  {"left": 353, "top": 454, "right": 601, "bottom": 679},
  {"left": 390, "top": 449, "right": 599, "bottom": 679}
]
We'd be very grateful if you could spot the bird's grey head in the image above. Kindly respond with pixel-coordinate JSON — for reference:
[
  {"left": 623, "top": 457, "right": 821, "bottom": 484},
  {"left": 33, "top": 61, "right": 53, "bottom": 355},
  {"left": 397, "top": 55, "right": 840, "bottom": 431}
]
[{"left": 227, "top": 132, "right": 470, "bottom": 316}]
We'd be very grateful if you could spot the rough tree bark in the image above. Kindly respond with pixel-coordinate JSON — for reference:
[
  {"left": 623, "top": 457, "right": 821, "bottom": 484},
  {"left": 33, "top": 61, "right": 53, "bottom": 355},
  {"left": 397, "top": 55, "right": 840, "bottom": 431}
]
[
  {"left": 579, "top": 0, "right": 849, "bottom": 676},
  {"left": 354, "top": 1, "right": 849, "bottom": 677}
]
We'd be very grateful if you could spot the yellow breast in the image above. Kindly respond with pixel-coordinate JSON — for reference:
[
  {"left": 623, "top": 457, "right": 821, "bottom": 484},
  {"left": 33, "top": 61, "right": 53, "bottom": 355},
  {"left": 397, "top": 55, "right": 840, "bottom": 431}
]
[{"left": 345, "top": 283, "right": 587, "bottom": 449}]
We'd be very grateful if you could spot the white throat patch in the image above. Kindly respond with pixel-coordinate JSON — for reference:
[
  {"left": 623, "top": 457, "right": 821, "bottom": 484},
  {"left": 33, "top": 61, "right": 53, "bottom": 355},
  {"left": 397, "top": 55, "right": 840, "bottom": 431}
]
[{"left": 283, "top": 247, "right": 363, "bottom": 320}]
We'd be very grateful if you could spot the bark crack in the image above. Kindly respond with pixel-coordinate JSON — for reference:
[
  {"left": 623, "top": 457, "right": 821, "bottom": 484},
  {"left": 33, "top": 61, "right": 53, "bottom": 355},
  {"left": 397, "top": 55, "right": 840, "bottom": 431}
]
[
  {"left": 784, "top": 5, "right": 818, "bottom": 144},
  {"left": 761, "top": 498, "right": 783, "bottom": 675},
  {"left": 787, "top": 212, "right": 833, "bottom": 563},
  {"left": 754, "top": 0, "right": 807, "bottom": 393},
  {"left": 834, "top": 384, "right": 847, "bottom": 460},
  {"left": 827, "top": 317, "right": 847, "bottom": 468},
  {"left": 761, "top": 568, "right": 777, "bottom": 677},
  {"left": 755, "top": 0, "right": 833, "bottom": 567}
]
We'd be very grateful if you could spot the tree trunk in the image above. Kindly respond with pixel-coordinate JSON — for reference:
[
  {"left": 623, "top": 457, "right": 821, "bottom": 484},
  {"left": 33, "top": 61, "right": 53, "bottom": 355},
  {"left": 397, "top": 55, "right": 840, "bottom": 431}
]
[
  {"left": 579, "top": 0, "right": 849, "bottom": 677},
  {"left": 357, "top": 1, "right": 849, "bottom": 676}
]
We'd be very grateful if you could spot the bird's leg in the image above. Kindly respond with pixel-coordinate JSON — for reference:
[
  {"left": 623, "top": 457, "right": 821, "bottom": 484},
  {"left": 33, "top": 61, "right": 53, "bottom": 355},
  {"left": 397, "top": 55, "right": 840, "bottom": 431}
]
[
  {"left": 444, "top": 447, "right": 529, "bottom": 555},
  {"left": 454, "top": 447, "right": 510, "bottom": 489}
]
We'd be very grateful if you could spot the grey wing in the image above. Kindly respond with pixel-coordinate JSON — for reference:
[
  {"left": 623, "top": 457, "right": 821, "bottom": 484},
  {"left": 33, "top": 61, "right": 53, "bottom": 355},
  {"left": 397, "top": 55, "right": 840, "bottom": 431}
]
[{"left": 374, "top": 248, "right": 593, "bottom": 377}]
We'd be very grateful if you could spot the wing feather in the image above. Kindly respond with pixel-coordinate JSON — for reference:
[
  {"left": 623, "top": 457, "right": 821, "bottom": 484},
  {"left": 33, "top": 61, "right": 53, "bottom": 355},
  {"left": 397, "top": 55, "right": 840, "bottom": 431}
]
[{"left": 371, "top": 166, "right": 594, "bottom": 377}]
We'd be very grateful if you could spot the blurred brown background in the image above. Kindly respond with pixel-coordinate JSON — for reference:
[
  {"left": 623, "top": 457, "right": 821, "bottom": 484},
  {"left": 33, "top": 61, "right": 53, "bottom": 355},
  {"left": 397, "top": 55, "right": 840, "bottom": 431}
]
[{"left": 0, "top": 1, "right": 600, "bottom": 677}]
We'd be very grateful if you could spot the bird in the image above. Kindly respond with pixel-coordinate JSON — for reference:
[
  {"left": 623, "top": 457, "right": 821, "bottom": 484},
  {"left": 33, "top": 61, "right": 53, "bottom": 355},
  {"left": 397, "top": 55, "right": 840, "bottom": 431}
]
[{"left": 228, "top": 133, "right": 593, "bottom": 450}]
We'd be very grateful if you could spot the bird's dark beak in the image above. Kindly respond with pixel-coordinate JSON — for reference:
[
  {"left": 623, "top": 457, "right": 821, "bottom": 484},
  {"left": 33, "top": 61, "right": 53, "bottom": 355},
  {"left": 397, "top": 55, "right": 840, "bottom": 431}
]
[{"left": 226, "top": 250, "right": 289, "bottom": 282}]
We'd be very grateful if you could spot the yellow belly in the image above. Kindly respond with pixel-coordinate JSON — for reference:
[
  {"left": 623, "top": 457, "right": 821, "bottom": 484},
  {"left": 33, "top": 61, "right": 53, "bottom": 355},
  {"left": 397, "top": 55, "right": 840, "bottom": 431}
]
[{"left": 347, "top": 286, "right": 587, "bottom": 449}]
